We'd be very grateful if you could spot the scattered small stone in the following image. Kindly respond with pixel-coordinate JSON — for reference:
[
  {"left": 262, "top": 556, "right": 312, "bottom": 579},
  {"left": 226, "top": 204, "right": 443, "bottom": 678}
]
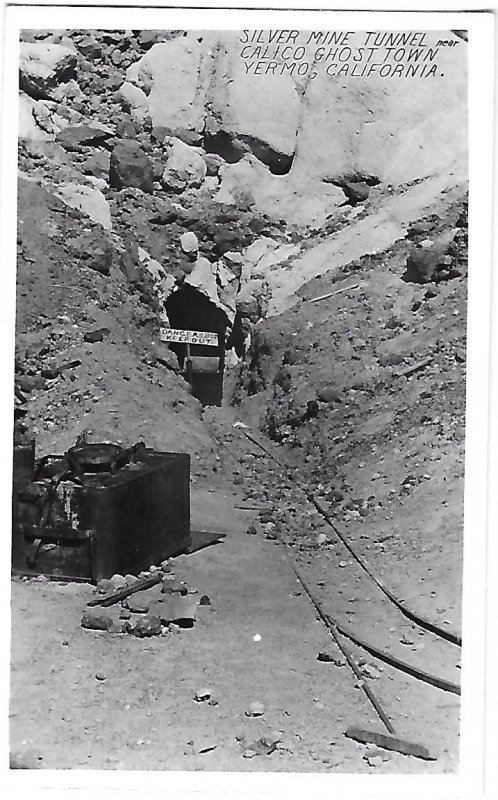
[
  {"left": 110, "top": 573, "right": 127, "bottom": 590},
  {"left": 81, "top": 609, "right": 114, "bottom": 631},
  {"left": 125, "top": 597, "right": 149, "bottom": 614},
  {"left": 360, "top": 663, "right": 382, "bottom": 680},
  {"left": 365, "top": 754, "right": 384, "bottom": 767},
  {"left": 124, "top": 574, "right": 139, "bottom": 586},
  {"left": 84, "top": 328, "right": 110, "bottom": 344},
  {"left": 180, "top": 231, "right": 198, "bottom": 254},
  {"left": 161, "top": 578, "right": 188, "bottom": 595},
  {"left": 245, "top": 701, "right": 265, "bottom": 717},
  {"left": 243, "top": 734, "right": 280, "bottom": 758},
  {"left": 149, "top": 595, "right": 197, "bottom": 625},
  {"left": 108, "top": 619, "right": 127, "bottom": 634},
  {"left": 194, "top": 738, "right": 218, "bottom": 754},
  {"left": 194, "top": 687, "right": 211, "bottom": 702},
  {"left": 317, "top": 651, "right": 345, "bottom": 667},
  {"left": 132, "top": 615, "right": 162, "bottom": 637},
  {"left": 199, "top": 595, "right": 211, "bottom": 606},
  {"left": 317, "top": 386, "right": 342, "bottom": 404}
]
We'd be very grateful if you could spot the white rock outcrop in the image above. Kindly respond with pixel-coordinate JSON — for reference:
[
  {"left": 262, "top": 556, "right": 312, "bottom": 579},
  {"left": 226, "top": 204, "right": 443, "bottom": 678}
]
[
  {"left": 137, "top": 247, "right": 176, "bottom": 324},
  {"left": 118, "top": 82, "right": 150, "bottom": 122},
  {"left": 19, "top": 93, "right": 50, "bottom": 141},
  {"left": 180, "top": 231, "right": 199, "bottom": 255},
  {"left": 56, "top": 184, "right": 112, "bottom": 230},
  {"left": 121, "top": 30, "right": 467, "bottom": 224},
  {"left": 161, "top": 138, "right": 207, "bottom": 192},
  {"left": 185, "top": 257, "right": 238, "bottom": 322},
  {"left": 19, "top": 42, "right": 77, "bottom": 100},
  {"left": 125, "top": 37, "right": 206, "bottom": 131}
]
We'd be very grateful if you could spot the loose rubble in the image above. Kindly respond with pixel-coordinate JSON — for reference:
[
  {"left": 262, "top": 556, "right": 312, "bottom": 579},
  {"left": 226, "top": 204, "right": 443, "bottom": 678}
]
[{"left": 81, "top": 567, "right": 207, "bottom": 637}]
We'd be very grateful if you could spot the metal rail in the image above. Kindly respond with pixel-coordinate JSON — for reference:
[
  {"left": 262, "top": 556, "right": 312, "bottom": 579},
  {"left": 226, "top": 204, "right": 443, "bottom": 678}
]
[{"left": 243, "top": 429, "right": 462, "bottom": 648}]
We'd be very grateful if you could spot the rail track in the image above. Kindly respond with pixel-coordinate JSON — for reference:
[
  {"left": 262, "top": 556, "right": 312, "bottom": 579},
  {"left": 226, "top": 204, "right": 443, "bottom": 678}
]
[{"left": 207, "top": 417, "right": 462, "bottom": 761}]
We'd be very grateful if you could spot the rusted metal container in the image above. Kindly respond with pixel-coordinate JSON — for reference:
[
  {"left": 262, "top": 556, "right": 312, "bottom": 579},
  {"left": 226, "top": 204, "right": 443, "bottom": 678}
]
[{"left": 12, "top": 447, "right": 191, "bottom": 583}]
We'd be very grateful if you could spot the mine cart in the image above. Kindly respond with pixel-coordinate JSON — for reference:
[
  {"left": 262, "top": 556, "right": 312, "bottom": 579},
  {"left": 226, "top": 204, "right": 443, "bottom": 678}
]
[{"left": 12, "top": 441, "right": 191, "bottom": 583}]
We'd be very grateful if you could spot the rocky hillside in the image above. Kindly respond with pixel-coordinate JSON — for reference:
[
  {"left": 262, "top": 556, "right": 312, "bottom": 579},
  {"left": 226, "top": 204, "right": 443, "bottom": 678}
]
[{"left": 16, "top": 28, "right": 467, "bottom": 467}]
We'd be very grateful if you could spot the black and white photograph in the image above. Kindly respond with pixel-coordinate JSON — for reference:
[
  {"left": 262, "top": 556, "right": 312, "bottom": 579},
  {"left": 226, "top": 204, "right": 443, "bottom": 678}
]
[{"left": 0, "top": 2, "right": 495, "bottom": 796}]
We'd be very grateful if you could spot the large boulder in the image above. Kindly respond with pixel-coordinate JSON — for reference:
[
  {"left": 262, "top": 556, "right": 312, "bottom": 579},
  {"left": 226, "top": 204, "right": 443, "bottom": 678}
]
[
  {"left": 82, "top": 151, "right": 111, "bottom": 179},
  {"left": 185, "top": 257, "right": 238, "bottom": 322},
  {"left": 19, "top": 42, "right": 77, "bottom": 100},
  {"left": 109, "top": 140, "right": 154, "bottom": 192},
  {"left": 117, "top": 81, "right": 150, "bottom": 123},
  {"left": 161, "top": 138, "right": 207, "bottom": 192},
  {"left": 291, "top": 33, "right": 467, "bottom": 187},
  {"left": 207, "top": 34, "right": 300, "bottom": 158},
  {"left": 18, "top": 93, "right": 50, "bottom": 141},
  {"left": 56, "top": 183, "right": 112, "bottom": 230},
  {"left": 120, "top": 30, "right": 467, "bottom": 224},
  {"left": 51, "top": 79, "right": 84, "bottom": 103},
  {"left": 55, "top": 123, "right": 113, "bottom": 152},
  {"left": 405, "top": 241, "right": 451, "bottom": 284},
  {"left": 68, "top": 230, "right": 115, "bottom": 275},
  {"left": 137, "top": 247, "right": 176, "bottom": 318},
  {"left": 74, "top": 33, "right": 102, "bottom": 59},
  {"left": 125, "top": 36, "right": 206, "bottom": 131}
]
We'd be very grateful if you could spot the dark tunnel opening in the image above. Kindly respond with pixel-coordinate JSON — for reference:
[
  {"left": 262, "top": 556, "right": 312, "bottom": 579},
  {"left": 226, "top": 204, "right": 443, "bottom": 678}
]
[{"left": 165, "top": 285, "right": 229, "bottom": 367}]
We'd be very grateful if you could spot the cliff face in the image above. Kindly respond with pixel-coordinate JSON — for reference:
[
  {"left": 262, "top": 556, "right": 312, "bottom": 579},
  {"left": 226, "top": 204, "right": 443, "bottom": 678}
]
[
  {"left": 121, "top": 30, "right": 467, "bottom": 223},
  {"left": 20, "top": 29, "right": 467, "bottom": 227}
]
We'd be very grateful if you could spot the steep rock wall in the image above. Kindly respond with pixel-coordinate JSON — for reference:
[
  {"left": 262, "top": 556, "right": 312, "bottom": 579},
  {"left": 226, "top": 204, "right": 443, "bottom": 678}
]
[{"left": 122, "top": 30, "right": 467, "bottom": 224}]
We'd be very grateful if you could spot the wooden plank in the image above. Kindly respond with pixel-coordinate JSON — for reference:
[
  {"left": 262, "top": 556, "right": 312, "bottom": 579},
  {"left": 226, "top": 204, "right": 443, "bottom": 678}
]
[
  {"left": 307, "top": 283, "right": 360, "bottom": 303},
  {"left": 345, "top": 726, "right": 436, "bottom": 761},
  {"left": 396, "top": 357, "right": 432, "bottom": 378},
  {"left": 87, "top": 573, "right": 162, "bottom": 608}
]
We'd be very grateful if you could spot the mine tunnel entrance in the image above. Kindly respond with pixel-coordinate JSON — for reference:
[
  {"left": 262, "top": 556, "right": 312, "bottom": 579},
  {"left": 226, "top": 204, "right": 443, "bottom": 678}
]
[{"left": 165, "top": 285, "right": 230, "bottom": 406}]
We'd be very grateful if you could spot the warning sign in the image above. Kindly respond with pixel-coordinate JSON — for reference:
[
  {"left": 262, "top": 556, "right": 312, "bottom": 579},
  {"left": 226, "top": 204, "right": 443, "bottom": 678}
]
[{"left": 160, "top": 329, "right": 219, "bottom": 346}]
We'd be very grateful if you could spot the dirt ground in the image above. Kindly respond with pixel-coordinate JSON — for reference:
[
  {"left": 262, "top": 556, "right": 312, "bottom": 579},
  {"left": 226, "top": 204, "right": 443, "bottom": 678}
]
[
  {"left": 10, "top": 375, "right": 462, "bottom": 773},
  {"left": 10, "top": 474, "right": 460, "bottom": 774}
]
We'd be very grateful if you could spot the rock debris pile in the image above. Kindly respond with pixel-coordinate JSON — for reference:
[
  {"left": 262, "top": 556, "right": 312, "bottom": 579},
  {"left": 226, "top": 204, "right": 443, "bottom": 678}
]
[{"left": 80, "top": 563, "right": 211, "bottom": 637}]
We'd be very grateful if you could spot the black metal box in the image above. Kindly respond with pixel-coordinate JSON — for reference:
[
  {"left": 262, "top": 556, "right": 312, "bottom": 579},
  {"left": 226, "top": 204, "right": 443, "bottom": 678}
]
[{"left": 12, "top": 450, "right": 191, "bottom": 583}]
